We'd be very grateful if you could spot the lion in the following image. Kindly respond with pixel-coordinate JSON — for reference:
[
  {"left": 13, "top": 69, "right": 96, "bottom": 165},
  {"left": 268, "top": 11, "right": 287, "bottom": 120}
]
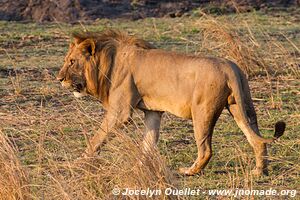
[{"left": 57, "top": 29, "right": 285, "bottom": 176}]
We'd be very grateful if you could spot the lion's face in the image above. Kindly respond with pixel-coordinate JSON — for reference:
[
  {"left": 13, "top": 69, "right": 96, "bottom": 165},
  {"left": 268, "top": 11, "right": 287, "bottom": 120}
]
[{"left": 57, "top": 39, "right": 96, "bottom": 98}]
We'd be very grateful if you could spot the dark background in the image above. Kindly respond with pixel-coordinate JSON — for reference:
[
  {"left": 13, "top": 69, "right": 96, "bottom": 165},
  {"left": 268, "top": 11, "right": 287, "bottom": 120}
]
[{"left": 1, "top": 0, "right": 299, "bottom": 22}]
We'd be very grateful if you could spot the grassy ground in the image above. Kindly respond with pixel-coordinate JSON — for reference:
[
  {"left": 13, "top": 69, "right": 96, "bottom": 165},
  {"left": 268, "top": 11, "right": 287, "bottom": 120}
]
[{"left": 0, "top": 9, "right": 299, "bottom": 199}]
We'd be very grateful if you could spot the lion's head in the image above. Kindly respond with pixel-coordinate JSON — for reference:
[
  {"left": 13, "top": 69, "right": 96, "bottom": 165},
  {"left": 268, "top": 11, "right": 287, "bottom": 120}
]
[
  {"left": 57, "top": 38, "right": 98, "bottom": 98},
  {"left": 57, "top": 30, "right": 154, "bottom": 100}
]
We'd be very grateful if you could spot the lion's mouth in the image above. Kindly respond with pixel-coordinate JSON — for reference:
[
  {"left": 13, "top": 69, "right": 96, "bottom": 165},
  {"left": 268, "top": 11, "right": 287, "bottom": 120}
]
[
  {"left": 72, "top": 83, "right": 86, "bottom": 98},
  {"left": 73, "top": 91, "right": 85, "bottom": 98},
  {"left": 73, "top": 83, "right": 84, "bottom": 93}
]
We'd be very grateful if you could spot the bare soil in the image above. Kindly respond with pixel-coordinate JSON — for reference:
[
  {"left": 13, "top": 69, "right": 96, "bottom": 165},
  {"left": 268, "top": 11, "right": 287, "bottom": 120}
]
[{"left": 0, "top": 0, "right": 299, "bottom": 22}]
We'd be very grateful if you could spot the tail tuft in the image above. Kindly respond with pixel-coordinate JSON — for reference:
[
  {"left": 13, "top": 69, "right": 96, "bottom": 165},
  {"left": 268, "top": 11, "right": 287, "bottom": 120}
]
[{"left": 274, "top": 121, "right": 286, "bottom": 139}]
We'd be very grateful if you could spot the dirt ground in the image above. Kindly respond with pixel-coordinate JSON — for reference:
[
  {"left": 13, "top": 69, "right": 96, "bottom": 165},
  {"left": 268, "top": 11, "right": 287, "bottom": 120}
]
[{"left": 0, "top": 0, "right": 299, "bottom": 22}]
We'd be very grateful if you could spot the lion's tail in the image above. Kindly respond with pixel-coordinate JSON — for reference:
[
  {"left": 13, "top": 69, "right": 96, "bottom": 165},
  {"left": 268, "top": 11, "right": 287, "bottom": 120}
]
[{"left": 227, "top": 67, "right": 285, "bottom": 144}]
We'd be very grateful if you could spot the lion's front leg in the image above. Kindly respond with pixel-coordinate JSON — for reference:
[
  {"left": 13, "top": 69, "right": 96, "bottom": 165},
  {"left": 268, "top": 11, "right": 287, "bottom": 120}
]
[
  {"left": 83, "top": 75, "right": 139, "bottom": 157},
  {"left": 84, "top": 108, "right": 132, "bottom": 157},
  {"left": 142, "top": 110, "right": 162, "bottom": 152},
  {"left": 84, "top": 113, "right": 115, "bottom": 157}
]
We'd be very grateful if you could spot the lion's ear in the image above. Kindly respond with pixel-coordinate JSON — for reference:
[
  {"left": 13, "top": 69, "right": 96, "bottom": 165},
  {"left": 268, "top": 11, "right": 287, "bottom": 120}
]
[
  {"left": 73, "top": 34, "right": 85, "bottom": 45},
  {"left": 78, "top": 39, "right": 96, "bottom": 56},
  {"left": 69, "top": 42, "right": 75, "bottom": 49}
]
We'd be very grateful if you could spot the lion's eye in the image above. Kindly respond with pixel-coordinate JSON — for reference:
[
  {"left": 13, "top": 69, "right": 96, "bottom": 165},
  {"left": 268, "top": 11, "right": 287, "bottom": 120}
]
[{"left": 70, "top": 59, "right": 75, "bottom": 66}]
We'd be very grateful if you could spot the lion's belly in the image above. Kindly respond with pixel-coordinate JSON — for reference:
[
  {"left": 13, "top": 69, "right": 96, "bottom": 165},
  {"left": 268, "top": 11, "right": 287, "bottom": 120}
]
[{"left": 141, "top": 96, "right": 192, "bottom": 119}]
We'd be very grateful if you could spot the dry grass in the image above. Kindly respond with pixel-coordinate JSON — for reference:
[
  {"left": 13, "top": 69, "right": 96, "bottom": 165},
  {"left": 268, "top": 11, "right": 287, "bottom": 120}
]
[
  {"left": 198, "top": 16, "right": 262, "bottom": 75},
  {"left": 0, "top": 131, "right": 30, "bottom": 200},
  {"left": 196, "top": 13, "right": 299, "bottom": 78},
  {"left": 0, "top": 128, "right": 176, "bottom": 200},
  {"left": 0, "top": 10, "right": 299, "bottom": 199},
  {"left": 38, "top": 129, "right": 176, "bottom": 200}
]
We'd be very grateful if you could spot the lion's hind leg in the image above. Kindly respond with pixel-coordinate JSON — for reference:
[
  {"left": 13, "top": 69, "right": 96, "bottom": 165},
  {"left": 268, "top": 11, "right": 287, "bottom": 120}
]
[
  {"left": 228, "top": 104, "right": 268, "bottom": 176},
  {"left": 179, "top": 104, "right": 222, "bottom": 176}
]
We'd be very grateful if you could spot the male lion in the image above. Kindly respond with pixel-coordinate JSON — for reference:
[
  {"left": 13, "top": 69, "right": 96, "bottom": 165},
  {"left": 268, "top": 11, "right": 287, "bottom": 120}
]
[{"left": 57, "top": 30, "right": 285, "bottom": 176}]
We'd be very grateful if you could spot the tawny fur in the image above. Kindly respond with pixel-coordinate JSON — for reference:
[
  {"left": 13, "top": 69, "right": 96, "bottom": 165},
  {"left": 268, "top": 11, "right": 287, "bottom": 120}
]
[{"left": 57, "top": 30, "right": 285, "bottom": 176}]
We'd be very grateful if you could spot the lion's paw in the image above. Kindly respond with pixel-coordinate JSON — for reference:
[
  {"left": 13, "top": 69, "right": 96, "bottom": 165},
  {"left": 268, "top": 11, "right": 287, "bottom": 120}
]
[
  {"left": 251, "top": 168, "right": 269, "bottom": 176},
  {"left": 178, "top": 167, "right": 195, "bottom": 176},
  {"left": 81, "top": 149, "right": 96, "bottom": 158}
]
